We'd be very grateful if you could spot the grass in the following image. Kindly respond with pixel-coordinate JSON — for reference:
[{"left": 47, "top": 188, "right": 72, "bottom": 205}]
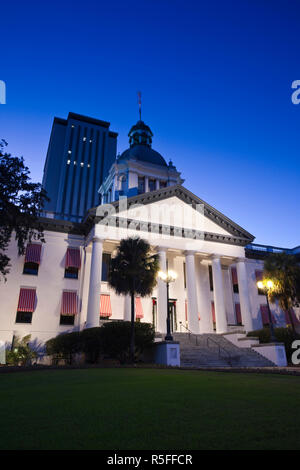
[{"left": 1, "top": 368, "right": 300, "bottom": 450}]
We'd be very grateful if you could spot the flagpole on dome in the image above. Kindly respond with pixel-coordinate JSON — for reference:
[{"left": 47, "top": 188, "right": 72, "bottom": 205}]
[{"left": 137, "top": 91, "right": 142, "bottom": 121}]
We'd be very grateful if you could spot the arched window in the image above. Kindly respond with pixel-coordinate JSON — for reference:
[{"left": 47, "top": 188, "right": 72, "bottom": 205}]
[{"left": 120, "top": 175, "right": 127, "bottom": 192}]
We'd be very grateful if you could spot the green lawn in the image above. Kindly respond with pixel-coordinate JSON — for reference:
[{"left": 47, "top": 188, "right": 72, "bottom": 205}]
[{"left": 1, "top": 368, "right": 300, "bottom": 450}]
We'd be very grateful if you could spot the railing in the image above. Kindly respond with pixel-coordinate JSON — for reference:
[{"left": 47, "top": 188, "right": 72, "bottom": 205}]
[
  {"left": 206, "top": 336, "right": 236, "bottom": 366},
  {"left": 179, "top": 322, "right": 198, "bottom": 345}
]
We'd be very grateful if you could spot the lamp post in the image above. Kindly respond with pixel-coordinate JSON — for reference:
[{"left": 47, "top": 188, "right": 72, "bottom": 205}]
[
  {"left": 257, "top": 279, "right": 277, "bottom": 342},
  {"left": 158, "top": 269, "right": 177, "bottom": 341}
]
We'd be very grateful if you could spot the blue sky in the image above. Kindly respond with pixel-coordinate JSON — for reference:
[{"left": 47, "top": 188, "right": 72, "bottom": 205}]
[{"left": 1, "top": 0, "right": 300, "bottom": 247}]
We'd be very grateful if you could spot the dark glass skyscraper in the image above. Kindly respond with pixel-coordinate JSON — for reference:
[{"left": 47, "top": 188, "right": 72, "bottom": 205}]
[{"left": 42, "top": 112, "right": 117, "bottom": 222}]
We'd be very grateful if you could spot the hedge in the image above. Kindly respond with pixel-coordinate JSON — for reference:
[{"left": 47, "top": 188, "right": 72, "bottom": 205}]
[{"left": 45, "top": 321, "right": 155, "bottom": 364}]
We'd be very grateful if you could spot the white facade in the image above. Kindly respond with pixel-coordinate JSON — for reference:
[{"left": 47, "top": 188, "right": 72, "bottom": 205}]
[{"left": 0, "top": 184, "right": 295, "bottom": 348}]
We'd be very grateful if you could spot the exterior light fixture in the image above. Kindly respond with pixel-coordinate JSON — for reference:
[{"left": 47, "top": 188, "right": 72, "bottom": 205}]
[
  {"left": 158, "top": 269, "right": 177, "bottom": 341},
  {"left": 256, "top": 278, "right": 276, "bottom": 341}
]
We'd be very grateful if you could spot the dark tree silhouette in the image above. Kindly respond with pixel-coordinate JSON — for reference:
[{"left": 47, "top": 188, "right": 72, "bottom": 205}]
[
  {"left": 108, "top": 237, "right": 159, "bottom": 362},
  {"left": 0, "top": 140, "right": 48, "bottom": 279},
  {"left": 264, "top": 252, "right": 300, "bottom": 333}
]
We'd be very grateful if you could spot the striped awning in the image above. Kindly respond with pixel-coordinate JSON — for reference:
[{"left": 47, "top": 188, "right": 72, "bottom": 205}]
[
  {"left": 255, "top": 270, "right": 263, "bottom": 282},
  {"left": 211, "top": 301, "right": 216, "bottom": 323},
  {"left": 231, "top": 267, "right": 238, "bottom": 285},
  {"left": 235, "top": 303, "right": 242, "bottom": 324},
  {"left": 25, "top": 244, "right": 42, "bottom": 264},
  {"left": 135, "top": 297, "right": 144, "bottom": 319},
  {"left": 285, "top": 309, "right": 300, "bottom": 326},
  {"left": 65, "top": 247, "right": 81, "bottom": 269},
  {"left": 17, "top": 288, "right": 36, "bottom": 312},
  {"left": 260, "top": 304, "right": 276, "bottom": 325},
  {"left": 100, "top": 294, "right": 112, "bottom": 317},
  {"left": 61, "top": 291, "right": 78, "bottom": 315}
]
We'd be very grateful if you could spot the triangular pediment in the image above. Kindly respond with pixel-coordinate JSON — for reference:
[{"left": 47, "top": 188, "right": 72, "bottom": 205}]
[{"left": 86, "top": 185, "right": 255, "bottom": 246}]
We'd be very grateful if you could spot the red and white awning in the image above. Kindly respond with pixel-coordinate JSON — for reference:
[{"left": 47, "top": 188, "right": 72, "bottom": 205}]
[
  {"left": 231, "top": 267, "right": 238, "bottom": 285},
  {"left": 285, "top": 309, "right": 299, "bottom": 326},
  {"left": 260, "top": 304, "right": 276, "bottom": 325},
  {"left": 17, "top": 288, "right": 36, "bottom": 312},
  {"left": 211, "top": 301, "right": 216, "bottom": 323},
  {"left": 135, "top": 297, "right": 144, "bottom": 319},
  {"left": 235, "top": 303, "right": 242, "bottom": 324},
  {"left": 61, "top": 291, "right": 78, "bottom": 315},
  {"left": 25, "top": 244, "right": 42, "bottom": 264},
  {"left": 100, "top": 294, "right": 112, "bottom": 317},
  {"left": 65, "top": 247, "right": 81, "bottom": 269}
]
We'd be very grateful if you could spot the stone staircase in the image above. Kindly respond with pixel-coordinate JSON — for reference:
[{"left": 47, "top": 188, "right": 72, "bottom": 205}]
[{"left": 172, "top": 332, "right": 275, "bottom": 368}]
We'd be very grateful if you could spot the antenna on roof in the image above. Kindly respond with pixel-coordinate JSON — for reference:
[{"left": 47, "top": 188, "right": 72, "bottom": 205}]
[{"left": 137, "top": 91, "right": 142, "bottom": 121}]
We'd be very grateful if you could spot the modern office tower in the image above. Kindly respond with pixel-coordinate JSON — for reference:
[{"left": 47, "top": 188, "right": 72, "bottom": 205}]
[{"left": 42, "top": 112, "right": 118, "bottom": 221}]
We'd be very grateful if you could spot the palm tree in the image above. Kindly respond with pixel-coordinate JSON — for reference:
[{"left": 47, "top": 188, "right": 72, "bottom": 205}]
[
  {"left": 108, "top": 237, "right": 159, "bottom": 362},
  {"left": 263, "top": 253, "right": 300, "bottom": 333}
]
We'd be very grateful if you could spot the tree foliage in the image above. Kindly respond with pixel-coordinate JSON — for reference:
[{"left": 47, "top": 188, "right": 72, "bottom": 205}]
[
  {"left": 108, "top": 237, "right": 159, "bottom": 297},
  {"left": 263, "top": 253, "right": 300, "bottom": 331},
  {"left": 0, "top": 140, "right": 48, "bottom": 278},
  {"left": 6, "top": 334, "right": 38, "bottom": 366},
  {"left": 108, "top": 237, "right": 159, "bottom": 362}
]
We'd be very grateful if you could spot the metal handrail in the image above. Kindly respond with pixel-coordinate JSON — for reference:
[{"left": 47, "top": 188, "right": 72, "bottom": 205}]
[
  {"left": 179, "top": 321, "right": 198, "bottom": 345},
  {"left": 206, "top": 336, "right": 234, "bottom": 364}
]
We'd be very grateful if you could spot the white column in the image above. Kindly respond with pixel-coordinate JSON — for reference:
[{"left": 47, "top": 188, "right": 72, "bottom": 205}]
[
  {"left": 195, "top": 260, "right": 214, "bottom": 333},
  {"left": 236, "top": 258, "right": 254, "bottom": 332},
  {"left": 123, "top": 295, "right": 131, "bottom": 321},
  {"left": 145, "top": 176, "right": 149, "bottom": 193},
  {"left": 86, "top": 237, "right": 103, "bottom": 328},
  {"left": 155, "top": 179, "right": 160, "bottom": 190},
  {"left": 211, "top": 255, "right": 228, "bottom": 333},
  {"left": 185, "top": 251, "right": 200, "bottom": 334},
  {"left": 157, "top": 247, "right": 167, "bottom": 333}
]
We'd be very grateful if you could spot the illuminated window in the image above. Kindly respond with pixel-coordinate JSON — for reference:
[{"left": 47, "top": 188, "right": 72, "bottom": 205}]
[
  {"left": 67, "top": 160, "right": 71, "bottom": 165},
  {"left": 83, "top": 137, "right": 87, "bottom": 142},
  {"left": 68, "top": 150, "right": 72, "bottom": 154}
]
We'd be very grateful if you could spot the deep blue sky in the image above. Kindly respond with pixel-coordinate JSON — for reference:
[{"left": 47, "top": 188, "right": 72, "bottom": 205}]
[{"left": 1, "top": 0, "right": 300, "bottom": 247}]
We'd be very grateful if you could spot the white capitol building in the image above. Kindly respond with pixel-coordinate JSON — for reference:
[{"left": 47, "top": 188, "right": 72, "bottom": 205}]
[{"left": 0, "top": 114, "right": 298, "bottom": 366}]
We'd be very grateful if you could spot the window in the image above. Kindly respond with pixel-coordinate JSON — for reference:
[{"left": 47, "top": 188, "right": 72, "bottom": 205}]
[
  {"left": 64, "top": 266, "right": 79, "bottom": 279},
  {"left": 138, "top": 176, "right": 145, "bottom": 194},
  {"left": 231, "top": 267, "right": 239, "bottom": 293},
  {"left": 149, "top": 179, "right": 156, "bottom": 192},
  {"left": 102, "top": 253, "right": 111, "bottom": 282},
  {"left": 60, "top": 315, "right": 75, "bottom": 325},
  {"left": 100, "top": 294, "right": 112, "bottom": 318},
  {"left": 23, "top": 262, "right": 39, "bottom": 276},
  {"left": 209, "top": 265, "right": 214, "bottom": 291},
  {"left": 160, "top": 180, "right": 167, "bottom": 188},
  {"left": 16, "top": 311, "right": 32, "bottom": 324},
  {"left": 235, "top": 303, "right": 242, "bottom": 325},
  {"left": 120, "top": 175, "right": 127, "bottom": 192},
  {"left": 65, "top": 247, "right": 81, "bottom": 279},
  {"left": 16, "top": 287, "right": 36, "bottom": 322},
  {"left": 23, "top": 243, "right": 41, "bottom": 274}
]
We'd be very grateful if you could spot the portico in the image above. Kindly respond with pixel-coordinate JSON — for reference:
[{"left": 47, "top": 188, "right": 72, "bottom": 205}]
[{"left": 84, "top": 216, "right": 255, "bottom": 335}]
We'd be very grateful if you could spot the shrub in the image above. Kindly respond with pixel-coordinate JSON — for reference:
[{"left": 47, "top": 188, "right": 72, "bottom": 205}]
[
  {"left": 6, "top": 335, "right": 37, "bottom": 366},
  {"left": 247, "top": 327, "right": 300, "bottom": 363},
  {"left": 80, "top": 327, "right": 103, "bottom": 363},
  {"left": 99, "top": 321, "right": 155, "bottom": 364},
  {"left": 45, "top": 331, "right": 81, "bottom": 365},
  {"left": 45, "top": 321, "right": 155, "bottom": 365}
]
